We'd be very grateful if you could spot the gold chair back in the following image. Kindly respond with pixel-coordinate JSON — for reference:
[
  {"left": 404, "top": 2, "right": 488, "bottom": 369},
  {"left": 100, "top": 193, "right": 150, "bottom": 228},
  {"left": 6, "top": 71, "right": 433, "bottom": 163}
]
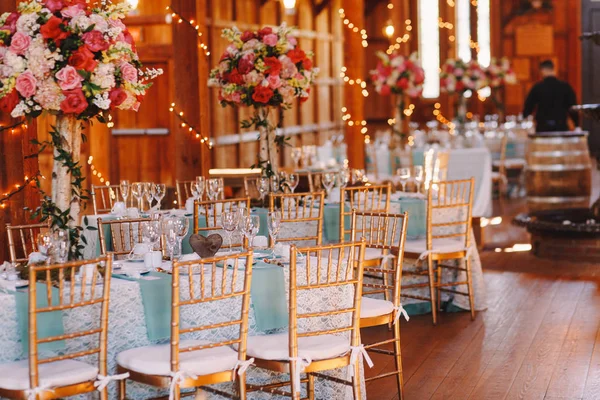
[
  {"left": 268, "top": 192, "right": 325, "bottom": 247},
  {"left": 193, "top": 198, "right": 251, "bottom": 249},
  {"left": 97, "top": 217, "right": 158, "bottom": 258},
  {"left": 6, "top": 222, "right": 49, "bottom": 263},
  {"left": 171, "top": 252, "right": 253, "bottom": 387},
  {"left": 427, "top": 178, "right": 474, "bottom": 250},
  {"left": 289, "top": 241, "right": 366, "bottom": 361},
  {"left": 307, "top": 172, "right": 325, "bottom": 193},
  {"left": 27, "top": 255, "right": 112, "bottom": 398},
  {"left": 91, "top": 184, "right": 126, "bottom": 214},
  {"left": 176, "top": 180, "right": 195, "bottom": 209},
  {"left": 351, "top": 211, "right": 408, "bottom": 304},
  {"left": 243, "top": 177, "right": 262, "bottom": 200},
  {"left": 340, "top": 184, "right": 391, "bottom": 242}
]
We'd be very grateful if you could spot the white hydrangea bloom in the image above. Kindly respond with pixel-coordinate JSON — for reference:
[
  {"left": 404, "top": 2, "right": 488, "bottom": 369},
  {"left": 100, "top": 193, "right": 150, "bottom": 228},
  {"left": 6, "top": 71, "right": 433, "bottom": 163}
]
[
  {"left": 11, "top": 101, "right": 29, "bottom": 118},
  {"left": 93, "top": 92, "right": 111, "bottom": 110},
  {"left": 91, "top": 62, "right": 116, "bottom": 89},
  {"left": 5, "top": 52, "right": 26, "bottom": 74},
  {"left": 16, "top": 13, "right": 39, "bottom": 36}
]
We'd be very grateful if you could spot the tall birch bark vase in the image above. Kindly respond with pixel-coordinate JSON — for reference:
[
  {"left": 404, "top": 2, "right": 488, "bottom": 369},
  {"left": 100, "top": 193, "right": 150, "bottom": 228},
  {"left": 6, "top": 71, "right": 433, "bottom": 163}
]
[{"left": 257, "top": 107, "right": 279, "bottom": 175}]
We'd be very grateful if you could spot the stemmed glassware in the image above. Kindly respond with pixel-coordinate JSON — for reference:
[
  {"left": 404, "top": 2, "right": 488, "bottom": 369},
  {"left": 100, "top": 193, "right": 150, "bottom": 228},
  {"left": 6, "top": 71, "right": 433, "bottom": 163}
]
[
  {"left": 322, "top": 172, "right": 336, "bottom": 200},
  {"left": 131, "top": 182, "right": 144, "bottom": 211},
  {"left": 142, "top": 220, "right": 161, "bottom": 251},
  {"left": 153, "top": 183, "right": 166, "bottom": 210},
  {"left": 51, "top": 229, "right": 70, "bottom": 263},
  {"left": 195, "top": 176, "right": 205, "bottom": 201},
  {"left": 270, "top": 175, "right": 280, "bottom": 194},
  {"left": 217, "top": 178, "right": 225, "bottom": 200},
  {"left": 287, "top": 173, "right": 299, "bottom": 193},
  {"left": 37, "top": 232, "right": 53, "bottom": 260},
  {"left": 258, "top": 177, "right": 269, "bottom": 204},
  {"left": 267, "top": 211, "right": 281, "bottom": 258},
  {"left": 162, "top": 216, "right": 188, "bottom": 260},
  {"left": 397, "top": 168, "right": 411, "bottom": 192},
  {"left": 413, "top": 166, "right": 424, "bottom": 193},
  {"left": 120, "top": 180, "right": 130, "bottom": 207},
  {"left": 143, "top": 182, "right": 153, "bottom": 211},
  {"left": 339, "top": 169, "right": 350, "bottom": 188},
  {"left": 208, "top": 178, "right": 219, "bottom": 201},
  {"left": 241, "top": 215, "right": 260, "bottom": 250},
  {"left": 291, "top": 148, "right": 302, "bottom": 169},
  {"left": 221, "top": 210, "right": 239, "bottom": 252}
]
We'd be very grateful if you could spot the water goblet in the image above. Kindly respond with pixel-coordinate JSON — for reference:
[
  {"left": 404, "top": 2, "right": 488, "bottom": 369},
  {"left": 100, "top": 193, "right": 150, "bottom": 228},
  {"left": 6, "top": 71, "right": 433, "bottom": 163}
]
[
  {"left": 195, "top": 177, "right": 205, "bottom": 201},
  {"left": 142, "top": 220, "right": 161, "bottom": 251},
  {"left": 267, "top": 211, "right": 282, "bottom": 257},
  {"left": 221, "top": 210, "right": 239, "bottom": 252},
  {"left": 120, "top": 180, "right": 130, "bottom": 207},
  {"left": 270, "top": 175, "right": 280, "bottom": 194},
  {"left": 241, "top": 215, "right": 260, "bottom": 250},
  {"left": 208, "top": 178, "right": 219, "bottom": 201},
  {"left": 413, "top": 166, "right": 424, "bottom": 193},
  {"left": 322, "top": 172, "right": 336, "bottom": 200},
  {"left": 131, "top": 182, "right": 144, "bottom": 211},
  {"left": 143, "top": 182, "right": 153, "bottom": 211},
  {"left": 153, "top": 183, "right": 166, "bottom": 211},
  {"left": 258, "top": 177, "right": 270, "bottom": 204},
  {"left": 52, "top": 229, "right": 70, "bottom": 263},
  {"left": 287, "top": 173, "right": 299, "bottom": 193},
  {"left": 397, "top": 167, "right": 411, "bottom": 192}
]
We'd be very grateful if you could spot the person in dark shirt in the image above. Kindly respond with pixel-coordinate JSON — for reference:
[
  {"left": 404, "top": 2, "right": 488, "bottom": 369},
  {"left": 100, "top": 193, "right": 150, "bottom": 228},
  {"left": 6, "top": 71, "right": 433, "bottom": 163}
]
[{"left": 522, "top": 60, "right": 580, "bottom": 132}]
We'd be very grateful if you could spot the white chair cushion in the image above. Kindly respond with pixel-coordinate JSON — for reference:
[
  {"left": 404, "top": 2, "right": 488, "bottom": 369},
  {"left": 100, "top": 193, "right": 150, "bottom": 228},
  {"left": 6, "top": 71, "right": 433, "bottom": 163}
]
[
  {"left": 364, "top": 248, "right": 383, "bottom": 260},
  {"left": 361, "top": 297, "right": 394, "bottom": 318},
  {"left": 0, "top": 359, "right": 98, "bottom": 391},
  {"left": 246, "top": 333, "right": 350, "bottom": 361},
  {"left": 116, "top": 339, "right": 239, "bottom": 376},
  {"left": 493, "top": 158, "right": 526, "bottom": 168},
  {"left": 405, "top": 238, "right": 466, "bottom": 255}
]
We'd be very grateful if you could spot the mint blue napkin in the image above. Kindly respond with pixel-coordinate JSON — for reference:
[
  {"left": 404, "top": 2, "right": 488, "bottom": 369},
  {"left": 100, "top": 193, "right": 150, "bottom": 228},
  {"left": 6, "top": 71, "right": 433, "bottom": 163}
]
[
  {"left": 136, "top": 272, "right": 172, "bottom": 341},
  {"left": 250, "top": 262, "right": 287, "bottom": 331},
  {"left": 393, "top": 198, "right": 427, "bottom": 239},
  {"left": 15, "top": 282, "right": 65, "bottom": 355},
  {"left": 323, "top": 203, "right": 351, "bottom": 243}
]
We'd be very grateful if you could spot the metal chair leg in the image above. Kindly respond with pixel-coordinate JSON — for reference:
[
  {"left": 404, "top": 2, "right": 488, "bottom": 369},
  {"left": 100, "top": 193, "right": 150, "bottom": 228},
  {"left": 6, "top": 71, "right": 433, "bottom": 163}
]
[
  {"left": 307, "top": 373, "right": 315, "bottom": 400},
  {"left": 427, "top": 256, "right": 437, "bottom": 325},
  {"left": 118, "top": 378, "right": 126, "bottom": 400},
  {"left": 393, "top": 321, "right": 405, "bottom": 399},
  {"left": 465, "top": 256, "right": 476, "bottom": 320}
]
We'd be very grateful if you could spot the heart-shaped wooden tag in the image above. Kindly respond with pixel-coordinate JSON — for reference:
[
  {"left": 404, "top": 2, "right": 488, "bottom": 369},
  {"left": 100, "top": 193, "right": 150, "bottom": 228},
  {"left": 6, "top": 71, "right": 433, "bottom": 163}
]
[{"left": 189, "top": 234, "right": 223, "bottom": 258}]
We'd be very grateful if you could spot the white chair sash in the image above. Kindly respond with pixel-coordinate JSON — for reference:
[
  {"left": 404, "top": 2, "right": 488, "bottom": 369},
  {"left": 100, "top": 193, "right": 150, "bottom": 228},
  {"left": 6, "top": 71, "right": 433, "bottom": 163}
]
[
  {"left": 231, "top": 357, "right": 255, "bottom": 378},
  {"left": 393, "top": 304, "right": 410, "bottom": 324},
  {"left": 26, "top": 385, "right": 54, "bottom": 400},
  {"left": 94, "top": 372, "right": 130, "bottom": 391},
  {"left": 349, "top": 344, "right": 374, "bottom": 377},
  {"left": 169, "top": 370, "right": 198, "bottom": 400},
  {"left": 289, "top": 356, "right": 312, "bottom": 394}
]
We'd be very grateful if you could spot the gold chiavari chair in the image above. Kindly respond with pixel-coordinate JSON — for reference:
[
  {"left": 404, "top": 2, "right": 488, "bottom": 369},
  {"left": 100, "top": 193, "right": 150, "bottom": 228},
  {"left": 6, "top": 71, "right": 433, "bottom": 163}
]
[
  {"left": 0, "top": 255, "right": 119, "bottom": 400},
  {"left": 97, "top": 217, "right": 158, "bottom": 259},
  {"left": 340, "top": 184, "right": 391, "bottom": 244},
  {"left": 116, "top": 251, "right": 254, "bottom": 400},
  {"left": 307, "top": 172, "right": 324, "bottom": 193},
  {"left": 91, "top": 184, "right": 125, "bottom": 215},
  {"left": 268, "top": 192, "right": 325, "bottom": 247},
  {"left": 351, "top": 210, "right": 409, "bottom": 399},
  {"left": 402, "top": 178, "right": 475, "bottom": 325},
  {"left": 193, "top": 198, "right": 251, "bottom": 249},
  {"left": 491, "top": 134, "right": 508, "bottom": 212},
  {"left": 6, "top": 222, "right": 49, "bottom": 264},
  {"left": 246, "top": 241, "right": 367, "bottom": 400},
  {"left": 176, "top": 180, "right": 195, "bottom": 209}
]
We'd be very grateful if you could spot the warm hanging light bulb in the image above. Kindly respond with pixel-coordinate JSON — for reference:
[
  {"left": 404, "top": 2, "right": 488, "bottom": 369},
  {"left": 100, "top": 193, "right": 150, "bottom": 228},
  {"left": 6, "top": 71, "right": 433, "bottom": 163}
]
[
  {"left": 383, "top": 20, "right": 395, "bottom": 38},
  {"left": 283, "top": 0, "right": 297, "bottom": 15}
]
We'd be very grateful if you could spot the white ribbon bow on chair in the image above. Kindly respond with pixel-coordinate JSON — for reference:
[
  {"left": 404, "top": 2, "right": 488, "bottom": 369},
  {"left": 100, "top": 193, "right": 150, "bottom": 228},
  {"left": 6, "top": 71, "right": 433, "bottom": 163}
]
[
  {"left": 94, "top": 372, "right": 130, "bottom": 391},
  {"left": 393, "top": 304, "right": 410, "bottom": 324},
  {"left": 169, "top": 371, "right": 198, "bottom": 400},
  {"left": 379, "top": 253, "right": 395, "bottom": 269},
  {"left": 418, "top": 245, "right": 473, "bottom": 262},
  {"left": 349, "top": 344, "right": 374, "bottom": 377},
  {"left": 26, "top": 385, "right": 54, "bottom": 400},
  {"left": 232, "top": 358, "right": 255, "bottom": 378},
  {"left": 289, "top": 356, "right": 312, "bottom": 394}
]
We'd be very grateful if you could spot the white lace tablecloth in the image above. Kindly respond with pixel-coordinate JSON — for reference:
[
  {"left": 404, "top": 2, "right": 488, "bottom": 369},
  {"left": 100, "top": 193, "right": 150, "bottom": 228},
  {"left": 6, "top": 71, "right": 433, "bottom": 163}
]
[{"left": 0, "top": 259, "right": 365, "bottom": 400}]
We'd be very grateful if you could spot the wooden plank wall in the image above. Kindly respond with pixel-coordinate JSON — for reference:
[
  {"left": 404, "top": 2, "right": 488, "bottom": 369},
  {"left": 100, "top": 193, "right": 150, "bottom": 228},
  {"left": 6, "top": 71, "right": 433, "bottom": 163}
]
[{"left": 207, "top": 0, "right": 344, "bottom": 169}]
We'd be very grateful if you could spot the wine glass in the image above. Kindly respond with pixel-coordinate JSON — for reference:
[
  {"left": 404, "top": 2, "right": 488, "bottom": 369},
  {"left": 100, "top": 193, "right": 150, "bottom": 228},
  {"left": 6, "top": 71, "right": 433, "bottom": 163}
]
[
  {"left": 270, "top": 175, "right": 280, "bottom": 194},
  {"left": 221, "top": 210, "right": 239, "bottom": 252},
  {"left": 131, "top": 182, "right": 144, "bottom": 211},
  {"left": 190, "top": 182, "right": 200, "bottom": 200},
  {"left": 413, "top": 166, "right": 424, "bottom": 193},
  {"left": 120, "top": 180, "right": 130, "bottom": 207},
  {"left": 241, "top": 215, "right": 260, "bottom": 250},
  {"left": 208, "top": 178, "right": 219, "bottom": 201},
  {"left": 153, "top": 183, "right": 166, "bottom": 211},
  {"left": 322, "top": 172, "right": 336, "bottom": 200},
  {"left": 267, "top": 211, "right": 281, "bottom": 257},
  {"left": 339, "top": 169, "right": 350, "bottom": 188},
  {"left": 37, "top": 232, "right": 53, "bottom": 260},
  {"left": 195, "top": 177, "right": 205, "bottom": 201},
  {"left": 287, "top": 173, "right": 299, "bottom": 193},
  {"left": 258, "top": 177, "right": 270, "bottom": 203},
  {"left": 143, "top": 182, "right": 153, "bottom": 211},
  {"left": 397, "top": 167, "right": 411, "bottom": 192},
  {"left": 52, "top": 230, "right": 70, "bottom": 263},
  {"left": 217, "top": 178, "right": 225, "bottom": 200},
  {"left": 142, "top": 220, "right": 161, "bottom": 251},
  {"left": 291, "top": 148, "right": 302, "bottom": 169},
  {"left": 162, "top": 219, "right": 179, "bottom": 260}
]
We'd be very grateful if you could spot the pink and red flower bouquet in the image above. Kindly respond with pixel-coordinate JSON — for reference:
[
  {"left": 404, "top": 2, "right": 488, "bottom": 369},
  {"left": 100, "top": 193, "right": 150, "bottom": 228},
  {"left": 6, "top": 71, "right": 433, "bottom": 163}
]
[
  {"left": 209, "top": 24, "right": 318, "bottom": 109},
  {"left": 0, "top": 0, "right": 162, "bottom": 120},
  {"left": 440, "top": 59, "right": 488, "bottom": 94},
  {"left": 370, "top": 51, "right": 425, "bottom": 98},
  {"left": 486, "top": 57, "right": 517, "bottom": 89}
]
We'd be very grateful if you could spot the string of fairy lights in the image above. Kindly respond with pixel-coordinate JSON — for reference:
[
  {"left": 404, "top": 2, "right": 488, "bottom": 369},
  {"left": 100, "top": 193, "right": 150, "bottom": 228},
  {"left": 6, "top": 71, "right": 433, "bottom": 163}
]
[
  {"left": 165, "top": 5, "right": 210, "bottom": 56},
  {"left": 0, "top": 120, "right": 28, "bottom": 134},
  {"left": 169, "top": 102, "right": 213, "bottom": 149},
  {"left": 338, "top": 9, "right": 368, "bottom": 48}
]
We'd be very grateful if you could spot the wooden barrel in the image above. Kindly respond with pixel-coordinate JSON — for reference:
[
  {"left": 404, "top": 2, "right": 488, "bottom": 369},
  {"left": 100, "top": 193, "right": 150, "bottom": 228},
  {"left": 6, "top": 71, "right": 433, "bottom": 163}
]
[{"left": 525, "top": 131, "right": 592, "bottom": 212}]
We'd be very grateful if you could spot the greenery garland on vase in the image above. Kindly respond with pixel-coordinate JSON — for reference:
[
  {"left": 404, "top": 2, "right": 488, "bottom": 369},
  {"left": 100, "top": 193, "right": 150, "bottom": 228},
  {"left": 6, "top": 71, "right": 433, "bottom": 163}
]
[
  {"left": 209, "top": 24, "right": 318, "bottom": 177},
  {"left": 0, "top": 0, "right": 162, "bottom": 259},
  {"left": 370, "top": 51, "right": 424, "bottom": 138}
]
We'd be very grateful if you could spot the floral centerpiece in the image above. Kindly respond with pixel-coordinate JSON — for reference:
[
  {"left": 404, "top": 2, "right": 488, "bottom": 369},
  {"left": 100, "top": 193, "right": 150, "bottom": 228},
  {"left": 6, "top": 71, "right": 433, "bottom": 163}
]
[
  {"left": 209, "top": 24, "right": 318, "bottom": 176},
  {"left": 370, "top": 51, "right": 424, "bottom": 136},
  {"left": 0, "top": 0, "right": 162, "bottom": 259},
  {"left": 485, "top": 57, "right": 517, "bottom": 113},
  {"left": 440, "top": 58, "right": 488, "bottom": 125}
]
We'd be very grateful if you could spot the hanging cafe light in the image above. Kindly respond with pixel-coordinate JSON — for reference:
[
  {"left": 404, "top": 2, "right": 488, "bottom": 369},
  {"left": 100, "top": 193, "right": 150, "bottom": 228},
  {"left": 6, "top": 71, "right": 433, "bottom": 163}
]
[{"left": 282, "top": 0, "right": 297, "bottom": 15}]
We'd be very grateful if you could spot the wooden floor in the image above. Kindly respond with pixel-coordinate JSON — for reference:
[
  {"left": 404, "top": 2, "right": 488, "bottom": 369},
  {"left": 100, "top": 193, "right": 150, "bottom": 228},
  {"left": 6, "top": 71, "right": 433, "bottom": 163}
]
[{"left": 363, "top": 197, "right": 600, "bottom": 400}]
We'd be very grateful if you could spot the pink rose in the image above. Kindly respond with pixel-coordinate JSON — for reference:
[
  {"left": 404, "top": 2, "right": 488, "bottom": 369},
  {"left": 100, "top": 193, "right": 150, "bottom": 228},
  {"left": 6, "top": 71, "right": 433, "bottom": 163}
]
[
  {"left": 267, "top": 74, "right": 282, "bottom": 89},
  {"left": 288, "top": 37, "right": 297, "bottom": 46},
  {"left": 15, "top": 71, "right": 37, "bottom": 98},
  {"left": 82, "top": 31, "right": 110, "bottom": 52},
  {"left": 43, "top": 0, "right": 64, "bottom": 12},
  {"left": 56, "top": 66, "right": 83, "bottom": 90},
  {"left": 61, "top": 5, "right": 85, "bottom": 18},
  {"left": 263, "top": 34, "right": 278, "bottom": 46},
  {"left": 60, "top": 88, "right": 88, "bottom": 114},
  {"left": 9, "top": 32, "right": 31, "bottom": 56},
  {"left": 120, "top": 63, "right": 138, "bottom": 83}
]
